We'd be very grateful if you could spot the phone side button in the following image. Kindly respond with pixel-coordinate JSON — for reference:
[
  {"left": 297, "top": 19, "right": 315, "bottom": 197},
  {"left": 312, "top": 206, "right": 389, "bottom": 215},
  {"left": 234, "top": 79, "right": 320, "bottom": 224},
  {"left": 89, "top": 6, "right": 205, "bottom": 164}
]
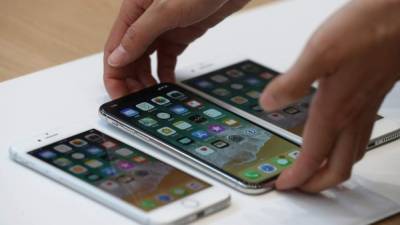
[{"left": 181, "top": 199, "right": 200, "bottom": 208}]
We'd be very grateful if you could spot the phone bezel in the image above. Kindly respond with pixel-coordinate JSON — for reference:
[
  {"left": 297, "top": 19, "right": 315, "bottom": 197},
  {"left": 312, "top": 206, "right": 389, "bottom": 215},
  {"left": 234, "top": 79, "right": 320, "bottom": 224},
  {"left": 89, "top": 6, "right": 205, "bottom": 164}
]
[
  {"left": 99, "top": 83, "right": 302, "bottom": 194},
  {"left": 9, "top": 124, "right": 231, "bottom": 225}
]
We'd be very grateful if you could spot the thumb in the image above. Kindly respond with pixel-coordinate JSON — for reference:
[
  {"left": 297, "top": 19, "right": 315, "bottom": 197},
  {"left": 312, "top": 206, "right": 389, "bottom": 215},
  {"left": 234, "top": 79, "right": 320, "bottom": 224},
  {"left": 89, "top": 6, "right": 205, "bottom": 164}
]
[{"left": 259, "top": 46, "right": 328, "bottom": 111}]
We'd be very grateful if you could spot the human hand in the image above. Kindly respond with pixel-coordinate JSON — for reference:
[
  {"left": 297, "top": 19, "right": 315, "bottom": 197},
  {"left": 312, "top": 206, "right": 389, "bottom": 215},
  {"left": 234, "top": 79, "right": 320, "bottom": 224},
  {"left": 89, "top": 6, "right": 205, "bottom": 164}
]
[
  {"left": 260, "top": 0, "right": 400, "bottom": 192},
  {"left": 104, "top": 0, "right": 250, "bottom": 99}
]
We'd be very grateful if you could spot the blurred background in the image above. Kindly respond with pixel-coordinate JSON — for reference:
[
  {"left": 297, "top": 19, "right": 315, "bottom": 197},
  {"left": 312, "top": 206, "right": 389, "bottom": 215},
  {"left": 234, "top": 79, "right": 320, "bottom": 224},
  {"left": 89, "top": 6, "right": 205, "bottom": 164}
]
[{"left": 0, "top": 0, "right": 273, "bottom": 82}]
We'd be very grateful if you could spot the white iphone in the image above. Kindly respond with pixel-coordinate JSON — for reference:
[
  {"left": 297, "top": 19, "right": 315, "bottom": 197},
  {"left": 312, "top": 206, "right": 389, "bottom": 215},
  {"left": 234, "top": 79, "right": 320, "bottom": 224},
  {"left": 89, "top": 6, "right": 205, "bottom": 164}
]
[
  {"left": 176, "top": 57, "right": 400, "bottom": 149},
  {"left": 9, "top": 124, "right": 230, "bottom": 225}
]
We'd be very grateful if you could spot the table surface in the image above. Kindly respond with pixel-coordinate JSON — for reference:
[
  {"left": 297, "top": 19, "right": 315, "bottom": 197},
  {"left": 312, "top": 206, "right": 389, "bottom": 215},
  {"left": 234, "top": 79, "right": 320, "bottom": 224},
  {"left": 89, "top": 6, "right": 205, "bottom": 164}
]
[{"left": 1, "top": 0, "right": 399, "bottom": 224}]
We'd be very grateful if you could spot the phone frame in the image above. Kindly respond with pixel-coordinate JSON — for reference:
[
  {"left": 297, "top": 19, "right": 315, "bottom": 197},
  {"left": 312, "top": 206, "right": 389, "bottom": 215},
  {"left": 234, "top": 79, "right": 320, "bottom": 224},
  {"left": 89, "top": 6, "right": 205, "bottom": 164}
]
[
  {"left": 99, "top": 83, "right": 301, "bottom": 194},
  {"left": 9, "top": 124, "right": 230, "bottom": 225},
  {"left": 175, "top": 57, "right": 400, "bottom": 150}
]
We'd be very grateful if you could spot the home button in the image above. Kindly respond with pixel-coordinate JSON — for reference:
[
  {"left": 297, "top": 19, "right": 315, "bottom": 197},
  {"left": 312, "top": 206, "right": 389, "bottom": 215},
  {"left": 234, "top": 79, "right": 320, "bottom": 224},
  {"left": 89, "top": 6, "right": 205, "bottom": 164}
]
[{"left": 181, "top": 199, "right": 200, "bottom": 208}]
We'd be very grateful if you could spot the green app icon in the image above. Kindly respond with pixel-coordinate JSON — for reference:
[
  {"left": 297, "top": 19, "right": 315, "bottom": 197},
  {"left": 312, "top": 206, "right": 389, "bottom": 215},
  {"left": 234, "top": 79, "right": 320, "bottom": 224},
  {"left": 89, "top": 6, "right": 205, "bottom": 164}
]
[
  {"left": 141, "top": 199, "right": 157, "bottom": 209},
  {"left": 243, "top": 170, "right": 261, "bottom": 180}
]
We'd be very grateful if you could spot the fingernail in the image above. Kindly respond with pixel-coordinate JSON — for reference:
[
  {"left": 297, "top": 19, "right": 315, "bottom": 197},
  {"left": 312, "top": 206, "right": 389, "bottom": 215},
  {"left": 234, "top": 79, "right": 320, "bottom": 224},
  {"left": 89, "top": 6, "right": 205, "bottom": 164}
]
[
  {"left": 108, "top": 45, "right": 128, "bottom": 67},
  {"left": 275, "top": 168, "right": 297, "bottom": 190}
]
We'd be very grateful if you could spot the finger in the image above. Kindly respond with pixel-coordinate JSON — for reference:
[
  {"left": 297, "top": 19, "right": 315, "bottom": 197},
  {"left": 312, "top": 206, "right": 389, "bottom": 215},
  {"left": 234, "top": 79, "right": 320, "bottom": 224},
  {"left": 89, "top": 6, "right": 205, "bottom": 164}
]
[
  {"left": 157, "top": 42, "right": 187, "bottom": 83},
  {"left": 135, "top": 56, "right": 157, "bottom": 88},
  {"left": 299, "top": 123, "right": 358, "bottom": 193},
  {"left": 108, "top": 0, "right": 227, "bottom": 68},
  {"left": 275, "top": 93, "right": 338, "bottom": 190},
  {"left": 259, "top": 36, "right": 337, "bottom": 111},
  {"left": 104, "top": 0, "right": 152, "bottom": 98}
]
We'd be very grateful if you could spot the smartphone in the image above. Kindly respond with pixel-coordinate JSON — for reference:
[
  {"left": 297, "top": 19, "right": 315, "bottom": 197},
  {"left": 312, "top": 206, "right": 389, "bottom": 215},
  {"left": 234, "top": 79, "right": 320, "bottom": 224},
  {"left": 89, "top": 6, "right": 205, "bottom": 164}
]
[
  {"left": 9, "top": 125, "right": 230, "bottom": 225},
  {"left": 176, "top": 58, "right": 400, "bottom": 149},
  {"left": 100, "top": 83, "right": 302, "bottom": 194}
]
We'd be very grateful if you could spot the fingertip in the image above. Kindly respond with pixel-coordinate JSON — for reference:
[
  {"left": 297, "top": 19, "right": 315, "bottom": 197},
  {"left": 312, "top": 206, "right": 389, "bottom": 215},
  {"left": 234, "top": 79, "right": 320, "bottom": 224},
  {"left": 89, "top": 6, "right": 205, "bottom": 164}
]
[
  {"left": 108, "top": 45, "right": 129, "bottom": 67},
  {"left": 259, "top": 89, "right": 281, "bottom": 112},
  {"left": 275, "top": 168, "right": 298, "bottom": 190}
]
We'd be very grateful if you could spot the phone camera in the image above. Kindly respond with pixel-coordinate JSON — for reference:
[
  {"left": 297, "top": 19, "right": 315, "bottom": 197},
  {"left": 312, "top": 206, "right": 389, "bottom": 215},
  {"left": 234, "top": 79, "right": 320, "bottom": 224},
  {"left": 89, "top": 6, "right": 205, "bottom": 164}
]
[{"left": 37, "top": 139, "right": 42, "bottom": 142}]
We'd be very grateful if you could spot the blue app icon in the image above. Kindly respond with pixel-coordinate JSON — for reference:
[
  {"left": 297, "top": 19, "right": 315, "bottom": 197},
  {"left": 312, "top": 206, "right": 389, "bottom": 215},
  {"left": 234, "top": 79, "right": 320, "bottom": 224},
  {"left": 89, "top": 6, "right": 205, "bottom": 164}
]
[
  {"left": 191, "top": 130, "right": 209, "bottom": 139},
  {"left": 258, "top": 163, "right": 277, "bottom": 174},
  {"left": 38, "top": 150, "right": 57, "bottom": 159},
  {"left": 170, "top": 105, "right": 188, "bottom": 115},
  {"left": 100, "top": 167, "right": 117, "bottom": 176},
  {"left": 157, "top": 194, "right": 173, "bottom": 202},
  {"left": 86, "top": 147, "right": 104, "bottom": 155},
  {"left": 120, "top": 108, "right": 139, "bottom": 117}
]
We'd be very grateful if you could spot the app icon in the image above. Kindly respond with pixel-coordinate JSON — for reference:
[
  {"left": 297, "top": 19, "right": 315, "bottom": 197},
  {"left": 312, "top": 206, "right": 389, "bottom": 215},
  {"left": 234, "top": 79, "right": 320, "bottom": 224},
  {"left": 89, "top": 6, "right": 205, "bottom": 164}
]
[
  {"left": 116, "top": 175, "right": 135, "bottom": 184},
  {"left": 38, "top": 150, "right": 57, "bottom": 159},
  {"left": 173, "top": 121, "right": 192, "bottom": 130},
  {"left": 157, "top": 194, "right": 173, "bottom": 203},
  {"left": 288, "top": 150, "right": 300, "bottom": 159},
  {"left": 210, "top": 74, "right": 229, "bottom": 83},
  {"left": 87, "top": 174, "right": 101, "bottom": 182},
  {"left": 191, "top": 130, "right": 209, "bottom": 140},
  {"left": 53, "top": 158, "right": 72, "bottom": 167},
  {"left": 195, "top": 146, "right": 215, "bottom": 156},
  {"left": 166, "top": 90, "right": 185, "bottom": 99},
  {"left": 69, "top": 165, "right": 88, "bottom": 175},
  {"left": 141, "top": 199, "right": 157, "bottom": 209},
  {"left": 186, "top": 181, "right": 205, "bottom": 191},
  {"left": 226, "top": 69, "right": 244, "bottom": 78},
  {"left": 260, "top": 72, "right": 274, "bottom": 80},
  {"left": 157, "top": 127, "right": 176, "bottom": 136},
  {"left": 212, "top": 88, "right": 231, "bottom": 97},
  {"left": 120, "top": 108, "right": 139, "bottom": 117},
  {"left": 85, "top": 159, "right": 103, "bottom": 168},
  {"left": 101, "top": 141, "right": 117, "bottom": 149},
  {"left": 136, "top": 102, "right": 155, "bottom": 111},
  {"left": 170, "top": 187, "right": 187, "bottom": 196},
  {"left": 245, "top": 78, "right": 261, "bottom": 85},
  {"left": 132, "top": 155, "right": 147, "bottom": 163},
  {"left": 53, "top": 144, "right": 72, "bottom": 153},
  {"left": 267, "top": 112, "right": 285, "bottom": 121},
  {"left": 188, "top": 115, "right": 207, "bottom": 124},
  {"left": 274, "top": 156, "right": 291, "bottom": 167},
  {"left": 241, "top": 64, "right": 261, "bottom": 73},
  {"left": 71, "top": 152, "right": 85, "bottom": 160},
  {"left": 151, "top": 96, "right": 170, "bottom": 105},
  {"left": 156, "top": 112, "right": 171, "bottom": 120},
  {"left": 185, "top": 99, "right": 202, "bottom": 108},
  {"left": 84, "top": 133, "right": 103, "bottom": 142},
  {"left": 86, "top": 146, "right": 104, "bottom": 155},
  {"left": 117, "top": 160, "right": 135, "bottom": 170},
  {"left": 230, "top": 83, "right": 244, "bottom": 90},
  {"left": 69, "top": 139, "right": 88, "bottom": 148},
  {"left": 196, "top": 80, "right": 213, "bottom": 89},
  {"left": 203, "top": 108, "right": 222, "bottom": 118},
  {"left": 243, "top": 170, "right": 261, "bottom": 180},
  {"left": 283, "top": 106, "right": 300, "bottom": 115},
  {"left": 243, "top": 128, "right": 257, "bottom": 136},
  {"left": 227, "top": 135, "right": 245, "bottom": 143},
  {"left": 258, "top": 163, "right": 277, "bottom": 174},
  {"left": 135, "top": 170, "right": 150, "bottom": 177},
  {"left": 169, "top": 105, "right": 188, "bottom": 115},
  {"left": 208, "top": 124, "right": 225, "bottom": 133},
  {"left": 211, "top": 140, "right": 229, "bottom": 149},
  {"left": 230, "top": 96, "right": 248, "bottom": 105},
  {"left": 115, "top": 148, "right": 133, "bottom": 157},
  {"left": 100, "top": 180, "right": 119, "bottom": 191},
  {"left": 177, "top": 137, "right": 194, "bottom": 145},
  {"left": 251, "top": 104, "right": 263, "bottom": 112},
  {"left": 100, "top": 167, "right": 117, "bottom": 176},
  {"left": 223, "top": 118, "right": 240, "bottom": 127},
  {"left": 246, "top": 90, "right": 261, "bottom": 99},
  {"left": 139, "top": 117, "right": 158, "bottom": 127}
]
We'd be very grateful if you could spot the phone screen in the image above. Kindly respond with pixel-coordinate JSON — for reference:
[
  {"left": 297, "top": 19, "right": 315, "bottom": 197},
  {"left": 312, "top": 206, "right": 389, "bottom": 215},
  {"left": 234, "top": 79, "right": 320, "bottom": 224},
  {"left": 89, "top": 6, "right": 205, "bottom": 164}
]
[
  {"left": 29, "top": 129, "right": 210, "bottom": 212},
  {"left": 183, "top": 60, "right": 313, "bottom": 136},
  {"left": 101, "top": 83, "right": 301, "bottom": 186}
]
